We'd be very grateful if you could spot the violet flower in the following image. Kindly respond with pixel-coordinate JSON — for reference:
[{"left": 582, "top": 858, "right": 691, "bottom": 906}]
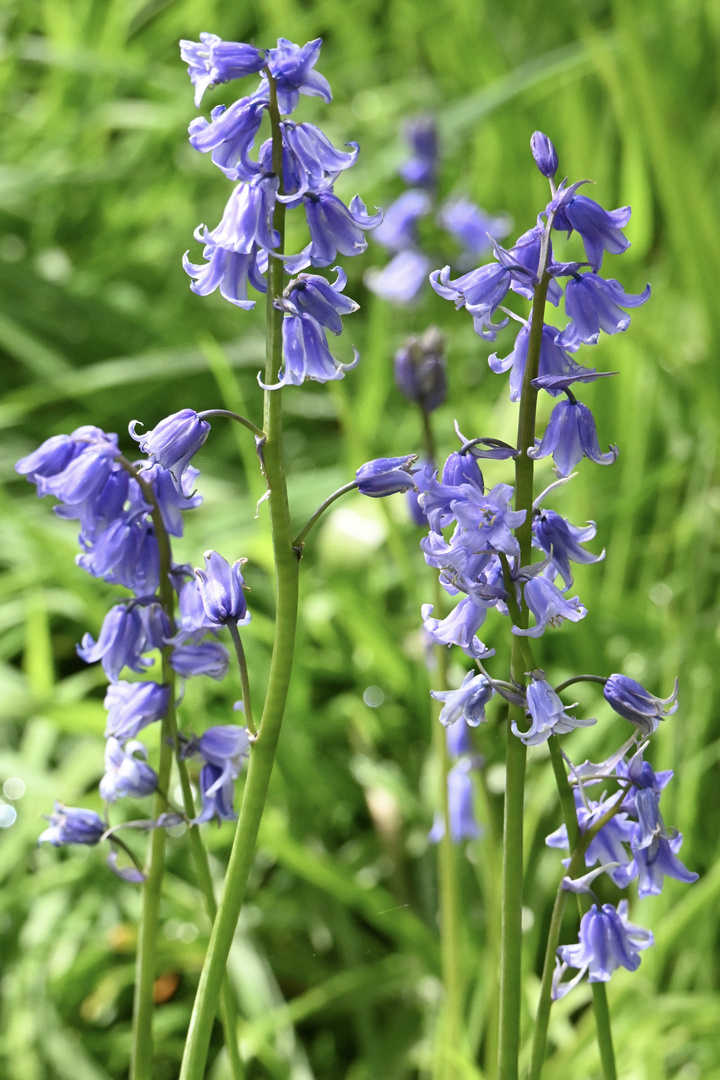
[
  {"left": 195, "top": 551, "right": 251, "bottom": 626},
  {"left": 603, "top": 674, "right": 679, "bottom": 735},
  {"left": 129, "top": 409, "right": 211, "bottom": 489},
  {"left": 552, "top": 901, "right": 653, "bottom": 999},
  {"left": 528, "top": 398, "right": 618, "bottom": 477},
  {"left": 39, "top": 804, "right": 105, "bottom": 847},
  {"left": 512, "top": 577, "right": 587, "bottom": 638}
]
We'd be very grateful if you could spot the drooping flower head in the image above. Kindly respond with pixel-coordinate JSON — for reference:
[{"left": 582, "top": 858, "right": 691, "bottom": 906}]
[
  {"left": 129, "top": 410, "right": 211, "bottom": 491},
  {"left": 603, "top": 674, "right": 679, "bottom": 735},
  {"left": 393, "top": 327, "right": 447, "bottom": 413},
  {"left": 553, "top": 901, "right": 653, "bottom": 999},
  {"left": 39, "top": 804, "right": 106, "bottom": 847},
  {"left": 195, "top": 551, "right": 251, "bottom": 626}
]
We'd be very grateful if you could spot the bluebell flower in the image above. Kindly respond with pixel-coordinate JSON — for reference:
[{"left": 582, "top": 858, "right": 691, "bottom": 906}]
[
  {"left": 195, "top": 763, "right": 237, "bottom": 824},
  {"left": 489, "top": 321, "right": 589, "bottom": 403},
  {"left": 281, "top": 121, "right": 359, "bottom": 196},
  {"left": 630, "top": 829, "right": 698, "bottom": 897},
  {"left": 195, "top": 551, "right": 251, "bottom": 626},
  {"left": 440, "top": 450, "right": 484, "bottom": 491},
  {"left": 422, "top": 597, "right": 494, "bottom": 659},
  {"left": 372, "top": 190, "right": 431, "bottom": 251},
  {"left": 603, "top": 674, "right": 679, "bottom": 735},
  {"left": 175, "top": 576, "right": 220, "bottom": 640},
  {"left": 530, "top": 131, "right": 558, "bottom": 178},
  {"left": 365, "top": 249, "right": 431, "bottom": 304},
  {"left": 438, "top": 197, "right": 510, "bottom": 256},
  {"left": 399, "top": 115, "right": 438, "bottom": 189},
  {"left": 616, "top": 750, "right": 698, "bottom": 896},
  {"left": 188, "top": 97, "right": 267, "bottom": 181},
  {"left": 528, "top": 398, "right": 618, "bottom": 476},
  {"left": 421, "top": 532, "right": 501, "bottom": 604},
  {"left": 445, "top": 717, "right": 475, "bottom": 757},
  {"left": 560, "top": 273, "right": 651, "bottom": 348},
  {"left": 356, "top": 455, "right": 418, "bottom": 497},
  {"left": 170, "top": 641, "right": 230, "bottom": 680},
  {"left": 512, "top": 671, "right": 596, "bottom": 746},
  {"left": 393, "top": 327, "right": 447, "bottom": 413},
  {"left": 504, "top": 226, "right": 562, "bottom": 306},
  {"left": 138, "top": 601, "right": 174, "bottom": 651},
  {"left": 451, "top": 482, "right": 526, "bottom": 558},
  {"left": 36, "top": 440, "right": 120, "bottom": 507},
  {"left": 551, "top": 188, "right": 632, "bottom": 270},
  {"left": 100, "top": 738, "right": 158, "bottom": 802},
  {"left": 209, "top": 175, "right": 280, "bottom": 254},
  {"left": 262, "top": 309, "right": 359, "bottom": 389},
  {"left": 51, "top": 464, "right": 129, "bottom": 542},
  {"left": 76, "top": 514, "right": 159, "bottom": 596},
  {"left": 430, "top": 262, "right": 511, "bottom": 341},
  {"left": 78, "top": 603, "right": 155, "bottom": 681},
  {"left": 186, "top": 724, "right": 250, "bottom": 824},
  {"left": 546, "top": 789, "right": 635, "bottom": 888},
  {"left": 16, "top": 432, "right": 86, "bottom": 483},
  {"left": 39, "top": 803, "right": 105, "bottom": 846},
  {"left": 304, "top": 191, "right": 382, "bottom": 266},
  {"left": 431, "top": 671, "right": 494, "bottom": 728},
  {"left": 406, "top": 462, "right": 435, "bottom": 526},
  {"left": 140, "top": 464, "right": 203, "bottom": 538},
  {"left": 183, "top": 228, "right": 267, "bottom": 308},
  {"left": 282, "top": 268, "right": 359, "bottom": 333},
  {"left": 198, "top": 725, "right": 250, "bottom": 787},
  {"left": 104, "top": 681, "right": 170, "bottom": 741},
  {"left": 552, "top": 901, "right": 653, "bottom": 999},
  {"left": 180, "top": 34, "right": 267, "bottom": 106},
  {"left": 533, "top": 508, "right": 604, "bottom": 590},
  {"left": 429, "top": 758, "right": 482, "bottom": 844},
  {"left": 129, "top": 409, "right": 211, "bottom": 489},
  {"left": 513, "top": 577, "right": 587, "bottom": 638},
  {"left": 266, "top": 38, "right": 332, "bottom": 115}
]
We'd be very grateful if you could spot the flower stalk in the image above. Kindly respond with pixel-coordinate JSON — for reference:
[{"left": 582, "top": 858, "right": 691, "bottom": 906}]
[
  {"left": 179, "top": 70, "right": 300, "bottom": 1080},
  {"left": 498, "top": 226, "right": 554, "bottom": 1080}
]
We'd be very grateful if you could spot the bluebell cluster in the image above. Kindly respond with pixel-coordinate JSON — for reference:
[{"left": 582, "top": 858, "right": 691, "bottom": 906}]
[
  {"left": 365, "top": 115, "right": 510, "bottom": 305},
  {"left": 180, "top": 35, "right": 377, "bottom": 387},
  {"left": 548, "top": 738, "right": 696, "bottom": 997},
  {"left": 358, "top": 132, "right": 696, "bottom": 995},
  {"left": 17, "top": 410, "right": 255, "bottom": 874}
]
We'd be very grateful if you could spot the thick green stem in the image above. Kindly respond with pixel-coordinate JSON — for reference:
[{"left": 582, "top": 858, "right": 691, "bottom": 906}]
[
  {"left": 125, "top": 457, "right": 178, "bottom": 1080},
  {"left": 498, "top": 224, "right": 554, "bottom": 1080},
  {"left": 527, "top": 882, "right": 568, "bottom": 1080},
  {"left": 131, "top": 678, "right": 174, "bottom": 1080},
  {"left": 179, "top": 72, "right": 299, "bottom": 1080}
]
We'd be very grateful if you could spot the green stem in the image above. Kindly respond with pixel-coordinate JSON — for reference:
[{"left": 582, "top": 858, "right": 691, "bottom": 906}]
[
  {"left": 529, "top": 741, "right": 620, "bottom": 1080},
  {"left": 198, "top": 407, "right": 265, "bottom": 440},
  {"left": 292, "top": 480, "right": 358, "bottom": 548},
  {"left": 179, "top": 71, "right": 299, "bottom": 1080},
  {"left": 119, "top": 458, "right": 243, "bottom": 1080},
  {"left": 227, "top": 620, "right": 256, "bottom": 736},
  {"left": 131, "top": 686, "right": 174, "bottom": 1080},
  {"left": 498, "top": 214, "right": 555, "bottom": 1080},
  {"left": 527, "top": 881, "right": 568, "bottom": 1080}
]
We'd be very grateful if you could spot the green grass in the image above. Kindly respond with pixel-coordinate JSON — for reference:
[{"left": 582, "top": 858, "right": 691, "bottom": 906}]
[{"left": 1, "top": 0, "right": 719, "bottom": 1077}]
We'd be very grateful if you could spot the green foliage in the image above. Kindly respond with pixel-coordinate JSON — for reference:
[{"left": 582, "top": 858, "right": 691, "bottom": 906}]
[{"left": 1, "top": 0, "right": 719, "bottom": 1076}]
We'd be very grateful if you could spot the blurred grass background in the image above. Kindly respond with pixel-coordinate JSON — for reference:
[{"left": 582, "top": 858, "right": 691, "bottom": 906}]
[{"left": 1, "top": 0, "right": 719, "bottom": 1077}]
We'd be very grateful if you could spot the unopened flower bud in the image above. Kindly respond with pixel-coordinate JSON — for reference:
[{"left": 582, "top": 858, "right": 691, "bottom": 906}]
[
  {"left": 530, "top": 131, "right": 558, "bottom": 178},
  {"left": 393, "top": 326, "right": 447, "bottom": 413}
]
